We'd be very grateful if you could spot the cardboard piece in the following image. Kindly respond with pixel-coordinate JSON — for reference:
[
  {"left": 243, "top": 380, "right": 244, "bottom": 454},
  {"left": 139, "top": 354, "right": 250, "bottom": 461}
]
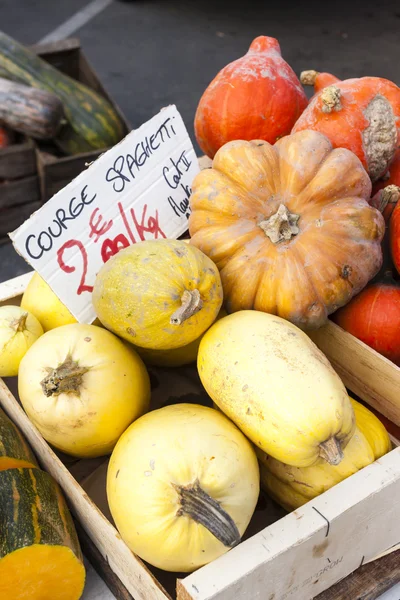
[{"left": 10, "top": 106, "right": 199, "bottom": 323}]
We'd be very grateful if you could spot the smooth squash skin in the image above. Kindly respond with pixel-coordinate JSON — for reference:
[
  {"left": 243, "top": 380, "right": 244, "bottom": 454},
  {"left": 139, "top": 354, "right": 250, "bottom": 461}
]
[
  {"left": 93, "top": 239, "right": 223, "bottom": 351},
  {"left": 198, "top": 311, "right": 355, "bottom": 468},
  {"left": 0, "top": 468, "right": 85, "bottom": 600},
  {"left": 21, "top": 273, "right": 77, "bottom": 331},
  {"left": 18, "top": 324, "right": 150, "bottom": 458},
  {"left": 131, "top": 308, "right": 227, "bottom": 367},
  {"left": 259, "top": 398, "right": 391, "bottom": 511},
  {"left": 0, "top": 406, "right": 38, "bottom": 471},
  {"left": 0, "top": 305, "right": 43, "bottom": 376},
  {"left": 107, "top": 403, "right": 259, "bottom": 572}
]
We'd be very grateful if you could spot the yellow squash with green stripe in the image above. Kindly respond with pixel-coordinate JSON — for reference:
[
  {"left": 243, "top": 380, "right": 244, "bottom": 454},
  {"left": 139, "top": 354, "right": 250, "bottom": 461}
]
[{"left": 0, "top": 468, "right": 85, "bottom": 599}]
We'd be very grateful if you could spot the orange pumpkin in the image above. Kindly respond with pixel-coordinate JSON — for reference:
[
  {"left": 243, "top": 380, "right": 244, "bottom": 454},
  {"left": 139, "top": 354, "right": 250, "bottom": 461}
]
[
  {"left": 293, "top": 73, "right": 400, "bottom": 181},
  {"left": 189, "top": 130, "right": 385, "bottom": 330},
  {"left": 300, "top": 70, "right": 340, "bottom": 93},
  {"left": 373, "top": 148, "right": 400, "bottom": 196},
  {"left": 194, "top": 36, "right": 308, "bottom": 159},
  {"left": 390, "top": 194, "right": 400, "bottom": 275}
]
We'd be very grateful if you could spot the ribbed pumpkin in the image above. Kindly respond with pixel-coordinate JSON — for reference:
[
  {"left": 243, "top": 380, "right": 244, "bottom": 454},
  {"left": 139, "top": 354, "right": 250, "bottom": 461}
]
[
  {"left": 370, "top": 184, "right": 400, "bottom": 223},
  {"left": 0, "top": 468, "right": 85, "bottom": 599},
  {"left": 294, "top": 71, "right": 400, "bottom": 181},
  {"left": 93, "top": 239, "right": 223, "bottom": 350},
  {"left": 259, "top": 398, "right": 391, "bottom": 511},
  {"left": 0, "top": 406, "right": 38, "bottom": 471},
  {"left": 189, "top": 131, "right": 385, "bottom": 329},
  {"left": 194, "top": 36, "right": 308, "bottom": 159}
]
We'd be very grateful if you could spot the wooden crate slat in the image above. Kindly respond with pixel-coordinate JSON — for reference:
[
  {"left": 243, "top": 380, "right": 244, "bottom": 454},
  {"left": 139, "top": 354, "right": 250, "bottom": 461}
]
[
  {"left": 309, "top": 321, "right": 400, "bottom": 427},
  {"left": 0, "top": 138, "right": 36, "bottom": 180},
  {"left": 177, "top": 448, "right": 400, "bottom": 600}
]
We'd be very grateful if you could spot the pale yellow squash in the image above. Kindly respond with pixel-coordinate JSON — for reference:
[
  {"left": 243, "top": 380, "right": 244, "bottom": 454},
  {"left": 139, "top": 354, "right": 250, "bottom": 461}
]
[
  {"left": 18, "top": 324, "right": 150, "bottom": 458},
  {"left": 0, "top": 306, "right": 43, "bottom": 377},
  {"left": 92, "top": 239, "right": 223, "bottom": 350},
  {"left": 259, "top": 397, "right": 391, "bottom": 511},
  {"left": 107, "top": 403, "right": 259, "bottom": 572},
  {"left": 198, "top": 311, "right": 355, "bottom": 467},
  {"left": 21, "top": 273, "right": 77, "bottom": 331},
  {"left": 132, "top": 308, "right": 227, "bottom": 367}
]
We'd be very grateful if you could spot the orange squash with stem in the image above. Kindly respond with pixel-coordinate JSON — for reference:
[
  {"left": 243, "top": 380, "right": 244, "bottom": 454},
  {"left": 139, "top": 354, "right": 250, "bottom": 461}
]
[
  {"left": 189, "top": 130, "right": 385, "bottom": 330},
  {"left": 294, "top": 71, "right": 400, "bottom": 181}
]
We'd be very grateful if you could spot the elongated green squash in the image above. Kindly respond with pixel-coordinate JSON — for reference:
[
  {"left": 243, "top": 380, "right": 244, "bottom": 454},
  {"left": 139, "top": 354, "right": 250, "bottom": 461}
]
[
  {"left": 0, "top": 468, "right": 85, "bottom": 599},
  {"left": 0, "top": 406, "right": 38, "bottom": 471},
  {"left": 0, "top": 31, "right": 125, "bottom": 154}
]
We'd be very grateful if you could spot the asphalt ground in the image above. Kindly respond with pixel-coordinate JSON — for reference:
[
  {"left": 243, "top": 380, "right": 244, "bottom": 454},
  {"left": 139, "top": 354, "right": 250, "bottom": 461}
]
[{"left": 1, "top": 0, "right": 399, "bottom": 282}]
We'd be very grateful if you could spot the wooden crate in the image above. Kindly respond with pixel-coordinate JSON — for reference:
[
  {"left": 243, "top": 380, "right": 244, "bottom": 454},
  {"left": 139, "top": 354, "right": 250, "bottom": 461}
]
[
  {"left": 0, "top": 272, "right": 399, "bottom": 600},
  {"left": 31, "top": 38, "right": 130, "bottom": 202}
]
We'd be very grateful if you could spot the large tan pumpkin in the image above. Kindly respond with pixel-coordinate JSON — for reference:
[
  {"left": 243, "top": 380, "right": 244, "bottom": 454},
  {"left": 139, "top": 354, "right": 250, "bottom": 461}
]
[{"left": 189, "top": 131, "right": 385, "bottom": 329}]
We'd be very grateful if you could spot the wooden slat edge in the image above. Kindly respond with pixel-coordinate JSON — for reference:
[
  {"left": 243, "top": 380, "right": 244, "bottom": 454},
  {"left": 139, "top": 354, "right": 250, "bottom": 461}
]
[
  {"left": 0, "top": 271, "right": 33, "bottom": 302},
  {"left": 0, "top": 379, "right": 171, "bottom": 600},
  {"left": 315, "top": 549, "right": 400, "bottom": 600},
  {"left": 309, "top": 321, "right": 400, "bottom": 427}
]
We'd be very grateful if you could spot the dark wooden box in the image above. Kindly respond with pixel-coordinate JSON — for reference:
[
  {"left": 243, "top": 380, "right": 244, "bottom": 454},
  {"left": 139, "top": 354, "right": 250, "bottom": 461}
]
[
  {"left": 31, "top": 38, "right": 130, "bottom": 202},
  {"left": 0, "top": 38, "right": 130, "bottom": 243},
  {"left": 0, "top": 135, "right": 40, "bottom": 244}
]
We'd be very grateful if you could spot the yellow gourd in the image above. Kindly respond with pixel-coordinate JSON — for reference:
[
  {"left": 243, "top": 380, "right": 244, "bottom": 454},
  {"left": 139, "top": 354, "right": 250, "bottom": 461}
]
[
  {"left": 21, "top": 273, "right": 77, "bottom": 331},
  {"left": 198, "top": 311, "right": 355, "bottom": 467},
  {"left": 0, "top": 306, "right": 43, "bottom": 376},
  {"left": 18, "top": 324, "right": 150, "bottom": 458},
  {"left": 107, "top": 404, "right": 259, "bottom": 572},
  {"left": 259, "top": 398, "right": 391, "bottom": 511},
  {"left": 132, "top": 308, "right": 227, "bottom": 367},
  {"left": 92, "top": 239, "right": 223, "bottom": 350}
]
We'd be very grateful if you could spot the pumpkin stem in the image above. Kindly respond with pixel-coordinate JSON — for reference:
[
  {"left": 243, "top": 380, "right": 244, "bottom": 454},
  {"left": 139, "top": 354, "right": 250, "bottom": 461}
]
[
  {"left": 300, "top": 70, "right": 318, "bottom": 86},
  {"left": 319, "top": 437, "right": 344, "bottom": 465},
  {"left": 371, "top": 184, "right": 400, "bottom": 214},
  {"left": 174, "top": 479, "right": 241, "bottom": 548},
  {"left": 170, "top": 289, "right": 203, "bottom": 325},
  {"left": 41, "top": 355, "right": 89, "bottom": 397},
  {"left": 259, "top": 203, "right": 300, "bottom": 244},
  {"left": 11, "top": 313, "right": 28, "bottom": 332},
  {"left": 320, "top": 85, "right": 342, "bottom": 113}
]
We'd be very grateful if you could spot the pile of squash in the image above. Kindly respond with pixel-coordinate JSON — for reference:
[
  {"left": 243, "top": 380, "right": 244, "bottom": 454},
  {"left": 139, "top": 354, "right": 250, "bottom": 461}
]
[
  {"left": 0, "top": 31, "right": 124, "bottom": 155},
  {"left": 0, "top": 32, "right": 398, "bottom": 595}
]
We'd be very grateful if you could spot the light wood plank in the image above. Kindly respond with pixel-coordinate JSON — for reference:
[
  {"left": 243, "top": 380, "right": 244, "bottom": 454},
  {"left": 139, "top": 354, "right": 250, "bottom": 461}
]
[
  {"left": 0, "top": 271, "right": 33, "bottom": 303},
  {"left": 309, "top": 321, "right": 400, "bottom": 427},
  {"left": 177, "top": 448, "right": 400, "bottom": 600}
]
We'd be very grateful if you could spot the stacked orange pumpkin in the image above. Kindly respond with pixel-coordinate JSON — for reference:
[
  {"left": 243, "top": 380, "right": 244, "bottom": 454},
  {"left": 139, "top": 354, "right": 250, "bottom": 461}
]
[{"left": 192, "top": 36, "right": 400, "bottom": 364}]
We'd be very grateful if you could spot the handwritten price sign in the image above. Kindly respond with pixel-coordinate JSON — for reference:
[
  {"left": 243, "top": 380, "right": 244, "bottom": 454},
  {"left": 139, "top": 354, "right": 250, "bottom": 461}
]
[{"left": 10, "top": 105, "right": 200, "bottom": 323}]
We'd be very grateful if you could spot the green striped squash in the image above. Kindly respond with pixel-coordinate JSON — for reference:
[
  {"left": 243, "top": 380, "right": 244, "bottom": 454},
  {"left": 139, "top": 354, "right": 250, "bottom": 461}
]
[
  {"left": 0, "top": 406, "right": 38, "bottom": 471},
  {"left": 0, "top": 32, "right": 125, "bottom": 154},
  {"left": 0, "top": 468, "right": 85, "bottom": 599}
]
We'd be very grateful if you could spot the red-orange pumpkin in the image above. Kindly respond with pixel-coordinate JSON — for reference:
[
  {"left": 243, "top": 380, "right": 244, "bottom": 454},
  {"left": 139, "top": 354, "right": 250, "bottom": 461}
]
[
  {"left": 0, "top": 126, "right": 10, "bottom": 148},
  {"left": 332, "top": 277, "right": 400, "bottom": 366},
  {"left": 293, "top": 72, "right": 400, "bottom": 181},
  {"left": 373, "top": 148, "right": 400, "bottom": 195},
  {"left": 390, "top": 195, "right": 400, "bottom": 275},
  {"left": 194, "top": 36, "right": 308, "bottom": 159}
]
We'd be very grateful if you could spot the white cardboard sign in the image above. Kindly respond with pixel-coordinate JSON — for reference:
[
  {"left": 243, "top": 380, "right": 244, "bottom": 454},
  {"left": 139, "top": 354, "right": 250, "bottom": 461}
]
[{"left": 10, "top": 105, "right": 200, "bottom": 323}]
